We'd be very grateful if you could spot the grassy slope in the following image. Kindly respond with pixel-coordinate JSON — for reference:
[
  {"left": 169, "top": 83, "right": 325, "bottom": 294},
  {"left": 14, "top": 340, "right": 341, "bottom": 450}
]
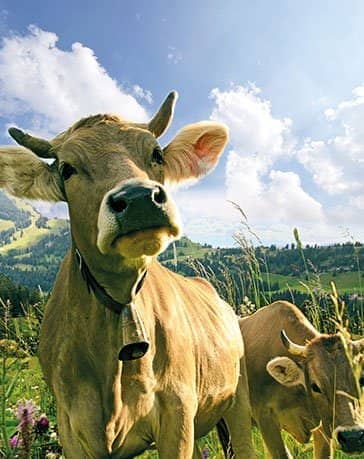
[
  {"left": 0, "top": 220, "right": 14, "bottom": 231},
  {"left": 263, "top": 272, "right": 363, "bottom": 294},
  {"left": 0, "top": 217, "right": 67, "bottom": 255},
  {"left": 0, "top": 194, "right": 68, "bottom": 257},
  {"left": 161, "top": 240, "right": 363, "bottom": 295}
]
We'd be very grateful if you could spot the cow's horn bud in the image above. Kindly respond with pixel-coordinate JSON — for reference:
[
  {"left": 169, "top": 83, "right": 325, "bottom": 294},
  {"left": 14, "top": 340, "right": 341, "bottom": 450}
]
[
  {"left": 8, "top": 127, "right": 53, "bottom": 158},
  {"left": 281, "top": 330, "right": 307, "bottom": 357},
  {"left": 148, "top": 91, "right": 178, "bottom": 138}
]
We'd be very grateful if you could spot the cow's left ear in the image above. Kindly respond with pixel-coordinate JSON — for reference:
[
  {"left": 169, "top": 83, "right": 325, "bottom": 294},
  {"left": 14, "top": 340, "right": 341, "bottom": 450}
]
[
  {"left": 163, "top": 121, "right": 229, "bottom": 183},
  {"left": 267, "top": 356, "right": 306, "bottom": 388}
]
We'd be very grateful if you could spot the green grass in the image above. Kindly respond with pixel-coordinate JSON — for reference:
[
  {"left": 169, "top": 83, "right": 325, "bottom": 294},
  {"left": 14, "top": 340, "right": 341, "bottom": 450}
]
[
  {"left": 0, "top": 220, "right": 363, "bottom": 457},
  {"left": 262, "top": 271, "right": 363, "bottom": 294}
]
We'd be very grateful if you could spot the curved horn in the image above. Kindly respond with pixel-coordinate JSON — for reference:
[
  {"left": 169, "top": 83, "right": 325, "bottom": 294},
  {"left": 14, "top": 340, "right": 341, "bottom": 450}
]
[
  {"left": 351, "top": 338, "right": 364, "bottom": 355},
  {"left": 148, "top": 91, "right": 178, "bottom": 138},
  {"left": 281, "top": 330, "right": 308, "bottom": 357},
  {"left": 8, "top": 127, "right": 53, "bottom": 158}
]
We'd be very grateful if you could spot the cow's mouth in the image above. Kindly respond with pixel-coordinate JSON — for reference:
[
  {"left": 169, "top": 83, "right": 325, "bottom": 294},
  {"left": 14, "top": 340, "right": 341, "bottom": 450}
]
[{"left": 113, "top": 224, "right": 180, "bottom": 258}]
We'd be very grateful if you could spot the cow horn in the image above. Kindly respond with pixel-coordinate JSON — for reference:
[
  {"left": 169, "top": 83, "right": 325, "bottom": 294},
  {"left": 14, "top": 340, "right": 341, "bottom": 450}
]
[
  {"left": 8, "top": 127, "right": 54, "bottom": 158},
  {"left": 351, "top": 338, "right": 364, "bottom": 355},
  {"left": 148, "top": 91, "right": 178, "bottom": 138},
  {"left": 281, "top": 330, "right": 308, "bottom": 357}
]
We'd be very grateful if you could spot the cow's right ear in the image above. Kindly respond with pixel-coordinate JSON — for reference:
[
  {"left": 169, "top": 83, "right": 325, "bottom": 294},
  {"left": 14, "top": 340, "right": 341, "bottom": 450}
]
[
  {"left": 266, "top": 356, "right": 305, "bottom": 388},
  {"left": 162, "top": 121, "right": 228, "bottom": 184},
  {"left": 0, "top": 147, "right": 64, "bottom": 201}
]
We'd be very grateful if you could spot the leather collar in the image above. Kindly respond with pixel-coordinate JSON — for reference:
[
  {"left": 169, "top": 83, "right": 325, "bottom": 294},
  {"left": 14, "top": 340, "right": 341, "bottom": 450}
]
[{"left": 74, "top": 248, "right": 147, "bottom": 314}]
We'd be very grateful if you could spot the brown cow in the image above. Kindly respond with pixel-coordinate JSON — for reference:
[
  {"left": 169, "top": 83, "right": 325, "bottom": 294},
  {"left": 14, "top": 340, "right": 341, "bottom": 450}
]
[
  {"left": 225, "top": 301, "right": 364, "bottom": 459},
  {"left": 0, "top": 92, "right": 255, "bottom": 458}
]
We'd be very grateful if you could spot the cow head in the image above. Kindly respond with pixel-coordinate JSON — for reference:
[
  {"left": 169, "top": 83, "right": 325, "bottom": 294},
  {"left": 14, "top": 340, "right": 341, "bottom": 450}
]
[
  {"left": 0, "top": 92, "right": 228, "bottom": 297},
  {"left": 267, "top": 331, "right": 364, "bottom": 454}
]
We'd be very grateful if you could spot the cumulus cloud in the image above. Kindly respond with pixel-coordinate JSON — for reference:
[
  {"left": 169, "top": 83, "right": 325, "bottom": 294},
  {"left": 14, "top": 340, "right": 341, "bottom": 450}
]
[
  {"left": 297, "top": 86, "right": 364, "bottom": 201},
  {"left": 206, "top": 82, "right": 364, "bottom": 244},
  {"left": 210, "top": 83, "right": 293, "bottom": 163},
  {"left": 132, "top": 84, "right": 153, "bottom": 104},
  {"left": 208, "top": 84, "right": 324, "bottom": 230},
  {"left": 0, "top": 25, "right": 149, "bottom": 136}
]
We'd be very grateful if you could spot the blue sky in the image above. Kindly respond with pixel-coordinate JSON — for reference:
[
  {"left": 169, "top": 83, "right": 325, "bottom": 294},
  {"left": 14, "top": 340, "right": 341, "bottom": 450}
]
[{"left": 0, "top": 1, "right": 363, "bottom": 246}]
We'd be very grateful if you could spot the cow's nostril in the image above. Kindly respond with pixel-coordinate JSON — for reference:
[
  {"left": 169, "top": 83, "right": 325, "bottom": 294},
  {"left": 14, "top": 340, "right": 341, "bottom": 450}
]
[
  {"left": 153, "top": 186, "right": 167, "bottom": 205},
  {"left": 109, "top": 194, "right": 128, "bottom": 213}
]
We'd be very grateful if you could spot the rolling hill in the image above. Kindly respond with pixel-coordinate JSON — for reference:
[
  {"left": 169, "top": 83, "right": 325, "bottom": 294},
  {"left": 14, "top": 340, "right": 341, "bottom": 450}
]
[
  {"left": 0, "top": 190, "right": 363, "bottom": 329},
  {"left": 0, "top": 192, "right": 70, "bottom": 290}
]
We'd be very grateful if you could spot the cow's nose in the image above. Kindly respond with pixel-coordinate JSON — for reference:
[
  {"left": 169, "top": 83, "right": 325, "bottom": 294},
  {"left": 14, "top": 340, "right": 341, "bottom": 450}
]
[
  {"left": 337, "top": 428, "right": 364, "bottom": 453},
  {"left": 108, "top": 184, "right": 167, "bottom": 213}
]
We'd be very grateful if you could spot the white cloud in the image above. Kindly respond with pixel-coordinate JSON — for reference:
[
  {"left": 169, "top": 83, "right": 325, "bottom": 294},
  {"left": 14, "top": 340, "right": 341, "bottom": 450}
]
[
  {"left": 209, "top": 84, "right": 324, "bottom": 230},
  {"left": 210, "top": 83, "right": 293, "bottom": 166},
  {"left": 297, "top": 86, "right": 364, "bottom": 201},
  {"left": 0, "top": 25, "right": 149, "bottom": 136},
  {"left": 132, "top": 84, "right": 153, "bottom": 104}
]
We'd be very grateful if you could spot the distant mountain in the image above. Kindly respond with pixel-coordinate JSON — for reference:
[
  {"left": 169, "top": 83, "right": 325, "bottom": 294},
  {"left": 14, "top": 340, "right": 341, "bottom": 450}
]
[{"left": 0, "top": 191, "right": 70, "bottom": 291}]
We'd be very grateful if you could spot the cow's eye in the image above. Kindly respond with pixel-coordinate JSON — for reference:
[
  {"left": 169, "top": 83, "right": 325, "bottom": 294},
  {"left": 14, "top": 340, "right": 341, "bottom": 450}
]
[
  {"left": 151, "top": 147, "right": 164, "bottom": 165},
  {"left": 311, "top": 383, "right": 321, "bottom": 393},
  {"left": 60, "top": 163, "right": 77, "bottom": 181}
]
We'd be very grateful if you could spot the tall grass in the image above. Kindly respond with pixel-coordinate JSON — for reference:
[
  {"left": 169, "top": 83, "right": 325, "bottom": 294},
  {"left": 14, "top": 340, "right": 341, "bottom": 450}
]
[
  {"left": 0, "top": 217, "right": 362, "bottom": 458},
  {"left": 186, "top": 211, "right": 363, "bottom": 459}
]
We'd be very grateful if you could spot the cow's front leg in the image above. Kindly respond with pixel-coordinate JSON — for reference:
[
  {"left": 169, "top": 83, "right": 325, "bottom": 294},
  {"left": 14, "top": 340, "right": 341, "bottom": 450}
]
[
  {"left": 257, "top": 410, "right": 292, "bottom": 459},
  {"left": 312, "top": 430, "right": 332, "bottom": 459},
  {"left": 57, "top": 409, "right": 89, "bottom": 459},
  {"left": 220, "top": 365, "right": 256, "bottom": 458},
  {"left": 58, "top": 407, "right": 111, "bottom": 459},
  {"left": 155, "top": 398, "right": 196, "bottom": 459}
]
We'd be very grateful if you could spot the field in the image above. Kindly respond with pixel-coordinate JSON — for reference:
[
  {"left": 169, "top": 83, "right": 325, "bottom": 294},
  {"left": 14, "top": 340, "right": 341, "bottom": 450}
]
[
  {"left": 0, "top": 281, "right": 363, "bottom": 458},
  {"left": 0, "top": 223, "right": 363, "bottom": 457},
  {"left": 262, "top": 271, "right": 363, "bottom": 294}
]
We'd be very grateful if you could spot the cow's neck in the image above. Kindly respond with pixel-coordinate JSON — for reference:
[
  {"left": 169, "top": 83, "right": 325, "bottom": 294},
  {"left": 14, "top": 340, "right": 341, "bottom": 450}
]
[
  {"left": 74, "top": 247, "right": 147, "bottom": 314},
  {"left": 71, "top": 243, "right": 149, "bottom": 306},
  {"left": 70, "top": 244, "right": 150, "bottom": 361}
]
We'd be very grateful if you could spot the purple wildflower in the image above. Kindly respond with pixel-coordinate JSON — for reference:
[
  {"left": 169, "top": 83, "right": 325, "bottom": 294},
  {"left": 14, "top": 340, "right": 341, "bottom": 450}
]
[
  {"left": 15, "top": 400, "right": 38, "bottom": 428},
  {"left": 15, "top": 400, "right": 39, "bottom": 458},
  {"left": 202, "top": 447, "right": 209, "bottom": 458},
  {"left": 35, "top": 414, "right": 50, "bottom": 434},
  {"left": 10, "top": 433, "right": 22, "bottom": 449}
]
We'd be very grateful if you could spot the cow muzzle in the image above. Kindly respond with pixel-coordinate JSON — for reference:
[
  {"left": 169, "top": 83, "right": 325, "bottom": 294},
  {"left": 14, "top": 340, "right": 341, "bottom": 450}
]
[
  {"left": 119, "top": 303, "right": 149, "bottom": 361},
  {"left": 335, "top": 426, "right": 364, "bottom": 454},
  {"left": 97, "top": 179, "right": 181, "bottom": 257}
]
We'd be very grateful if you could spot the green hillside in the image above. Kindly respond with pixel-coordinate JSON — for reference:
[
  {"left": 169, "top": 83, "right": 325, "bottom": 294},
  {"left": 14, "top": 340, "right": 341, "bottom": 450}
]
[
  {"left": 0, "top": 191, "right": 70, "bottom": 290},
  {"left": 0, "top": 190, "right": 363, "bottom": 334}
]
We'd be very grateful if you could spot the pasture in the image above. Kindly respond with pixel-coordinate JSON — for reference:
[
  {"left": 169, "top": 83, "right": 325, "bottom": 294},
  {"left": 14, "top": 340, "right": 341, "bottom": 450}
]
[{"left": 0, "top": 252, "right": 363, "bottom": 458}]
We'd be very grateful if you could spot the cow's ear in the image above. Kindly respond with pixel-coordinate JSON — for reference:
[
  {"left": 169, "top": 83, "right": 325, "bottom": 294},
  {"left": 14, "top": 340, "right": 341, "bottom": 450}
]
[
  {"left": 163, "top": 121, "right": 228, "bottom": 183},
  {"left": 0, "top": 146, "right": 64, "bottom": 201},
  {"left": 267, "top": 357, "right": 305, "bottom": 388}
]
